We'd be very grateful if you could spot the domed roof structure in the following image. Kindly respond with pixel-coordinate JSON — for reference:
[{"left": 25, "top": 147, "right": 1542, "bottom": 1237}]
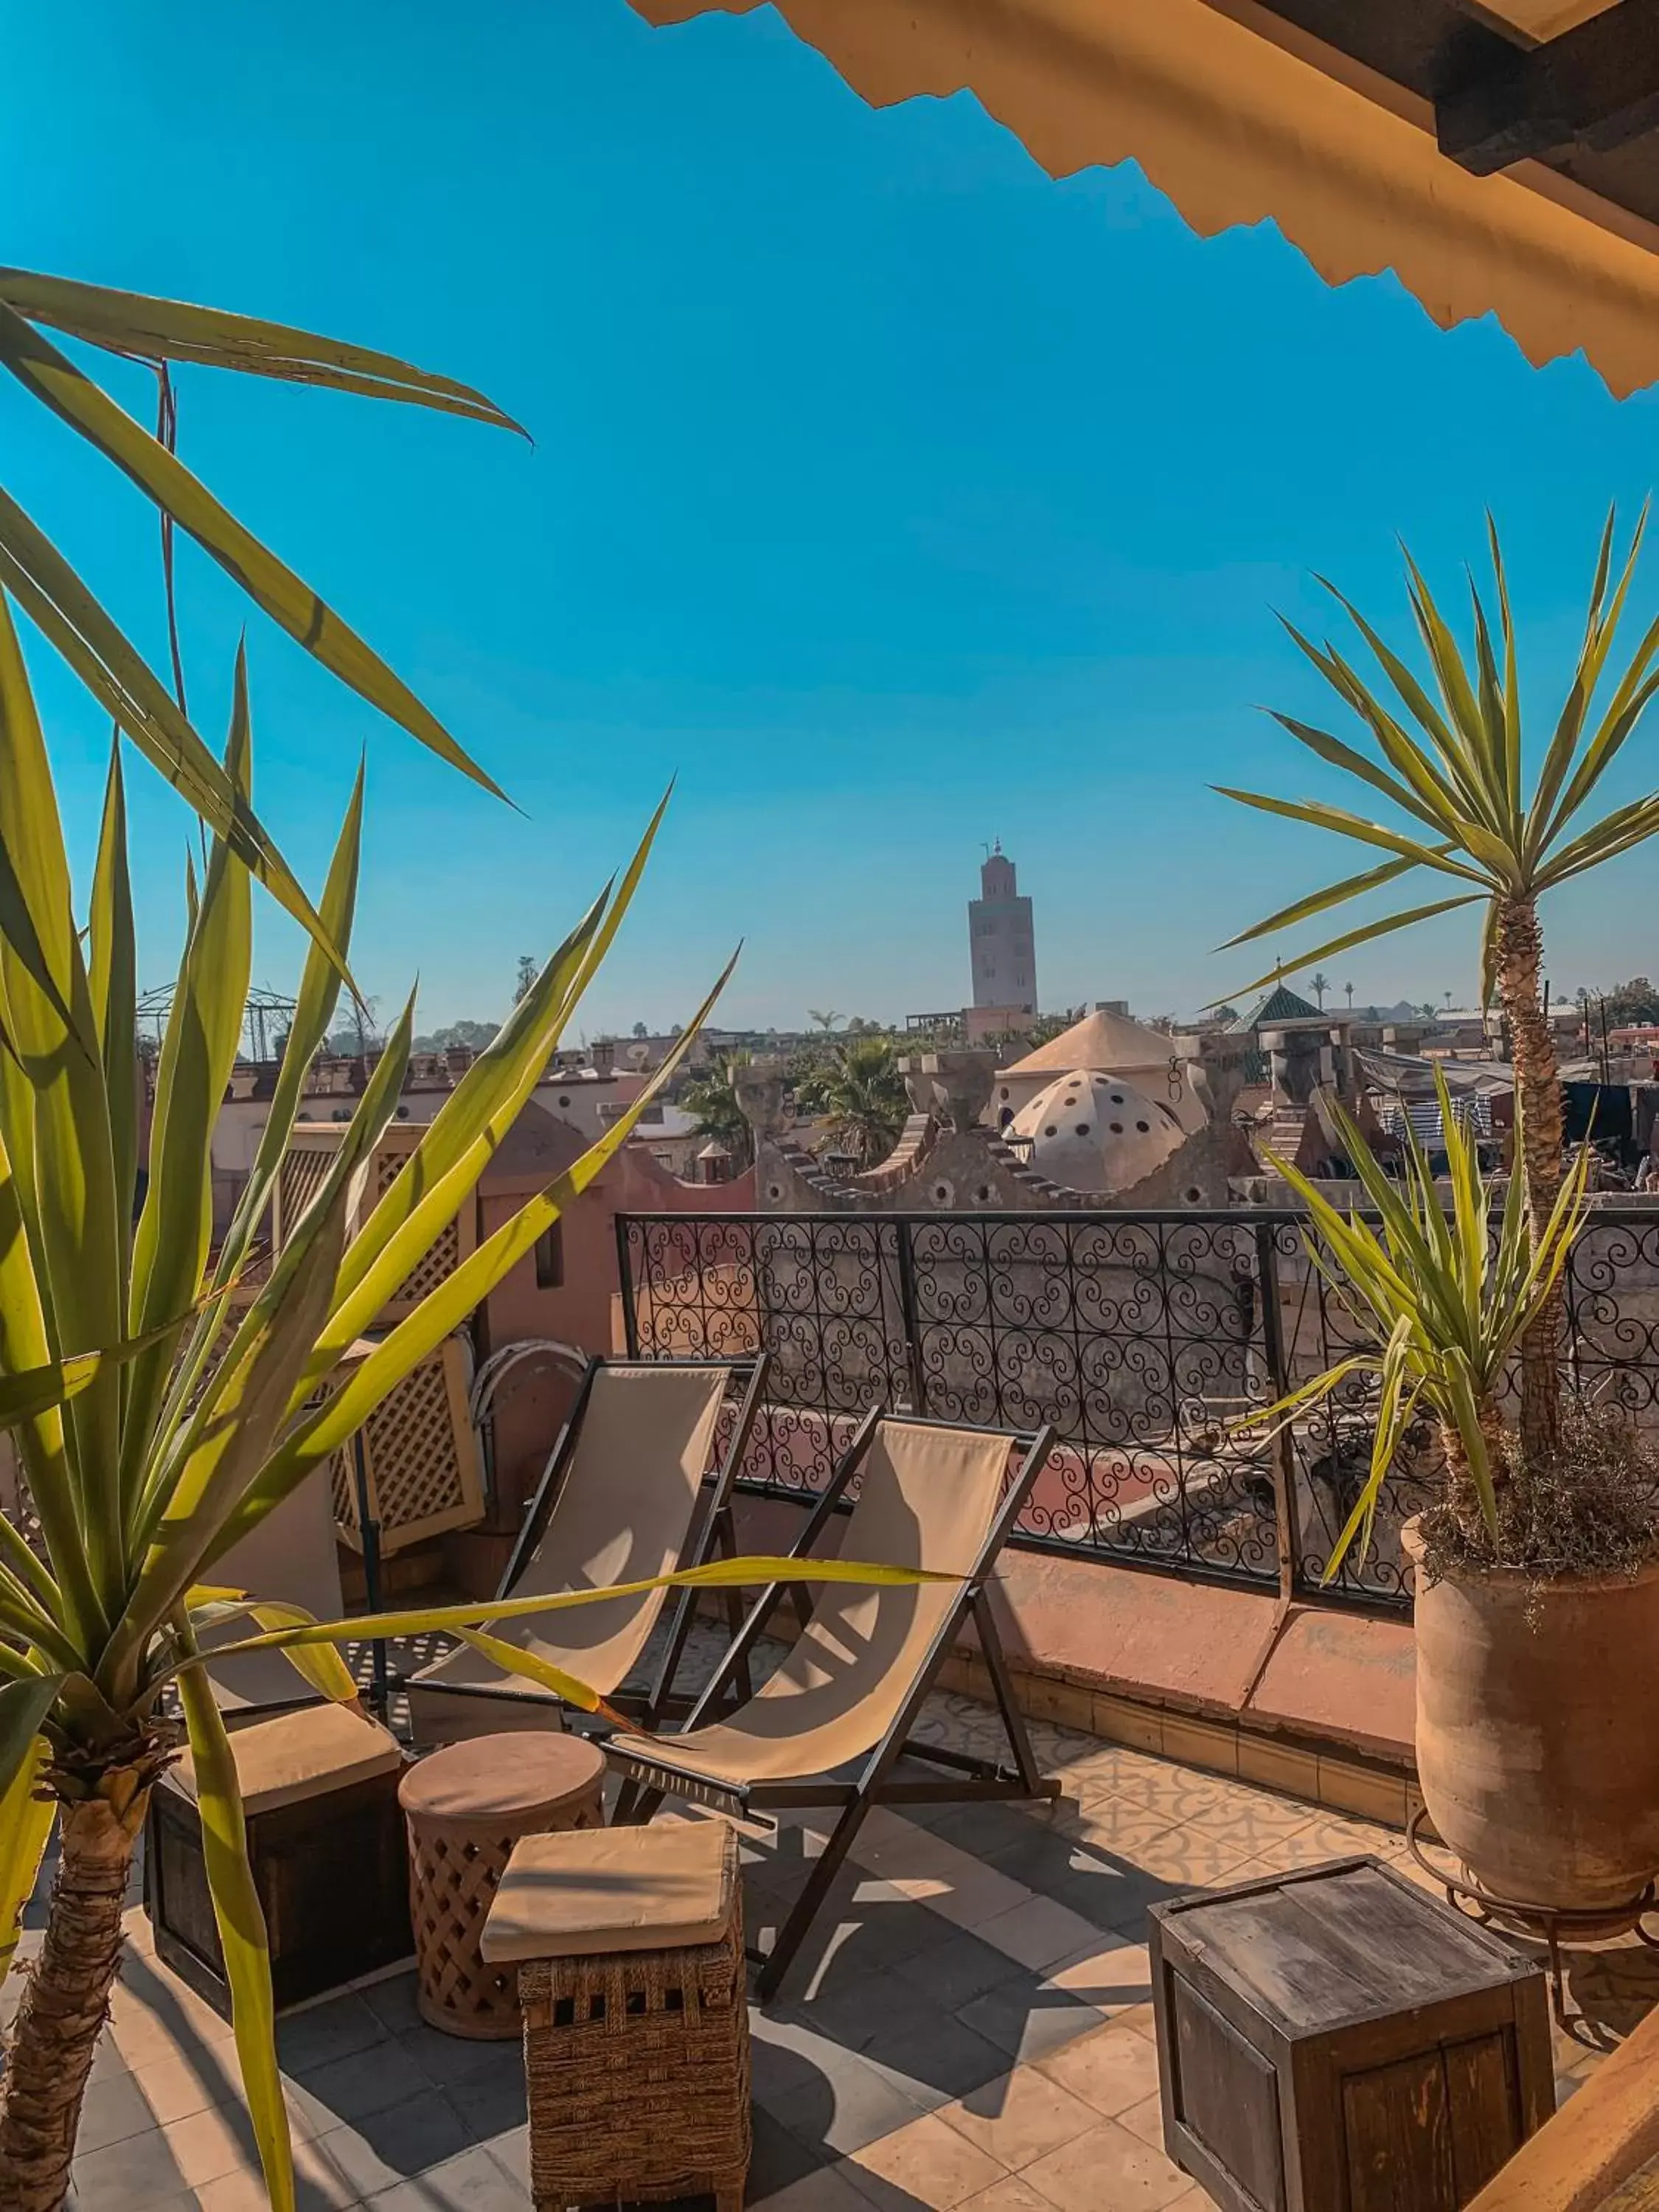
[
  {"left": 1003, "top": 1007, "right": 1178, "bottom": 1077},
  {"left": 1007, "top": 1070, "right": 1186, "bottom": 1193},
  {"left": 996, "top": 1008, "right": 1207, "bottom": 1136}
]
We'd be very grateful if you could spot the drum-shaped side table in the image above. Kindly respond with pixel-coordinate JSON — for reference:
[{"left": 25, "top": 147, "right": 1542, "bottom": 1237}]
[{"left": 399, "top": 1731, "right": 606, "bottom": 2039}]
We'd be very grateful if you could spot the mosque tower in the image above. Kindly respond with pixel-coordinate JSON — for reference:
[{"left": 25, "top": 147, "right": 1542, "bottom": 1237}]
[{"left": 967, "top": 841, "right": 1036, "bottom": 1015}]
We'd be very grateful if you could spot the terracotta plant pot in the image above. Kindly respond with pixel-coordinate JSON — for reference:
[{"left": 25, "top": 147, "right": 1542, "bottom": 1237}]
[{"left": 1406, "top": 1517, "right": 1659, "bottom": 1910}]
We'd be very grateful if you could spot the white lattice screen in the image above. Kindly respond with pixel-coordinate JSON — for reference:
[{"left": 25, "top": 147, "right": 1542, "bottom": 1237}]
[
  {"left": 329, "top": 1335, "right": 484, "bottom": 1554},
  {"left": 274, "top": 1140, "right": 335, "bottom": 1249},
  {"left": 369, "top": 1144, "right": 466, "bottom": 1312},
  {"left": 272, "top": 1123, "right": 477, "bottom": 1323},
  {"left": 274, "top": 1121, "right": 484, "bottom": 1551}
]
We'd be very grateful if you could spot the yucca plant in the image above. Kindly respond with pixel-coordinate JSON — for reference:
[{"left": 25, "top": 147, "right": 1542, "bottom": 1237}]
[
  {"left": 1246, "top": 1072, "right": 1590, "bottom": 1573},
  {"left": 0, "top": 630, "right": 931, "bottom": 2212},
  {"left": 0, "top": 267, "right": 520, "bottom": 944},
  {"left": 1220, "top": 512, "right": 1659, "bottom": 1461}
]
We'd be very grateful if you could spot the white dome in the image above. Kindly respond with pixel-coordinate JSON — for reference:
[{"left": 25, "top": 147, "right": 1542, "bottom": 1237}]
[
  {"left": 1008, "top": 1070, "right": 1187, "bottom": 1193},
  {"left": 997, "top": 1012, "right": 1207, "bottom": 1134}
]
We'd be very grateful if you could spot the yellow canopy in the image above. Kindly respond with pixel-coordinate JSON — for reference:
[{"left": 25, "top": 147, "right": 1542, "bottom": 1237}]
[{"left": 633, "top": 0, "right": 1659, "bottom": 397}]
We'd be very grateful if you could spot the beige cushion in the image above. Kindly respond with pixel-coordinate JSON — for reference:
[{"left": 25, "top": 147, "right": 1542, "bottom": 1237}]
[
  {"left": 170, "top": 1701, "right": 403, "bottom": 1818},
  {"left": 479, "top": 1818, "right": 735, "bottom": 1963}
]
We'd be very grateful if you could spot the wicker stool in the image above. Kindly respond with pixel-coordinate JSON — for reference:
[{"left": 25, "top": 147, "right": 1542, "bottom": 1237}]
[
  {"left": 481, "top": 1820, "right": 750, "bottom": 2211},
  {"left": 398, "top": 1731, "right": 605, "bottom": 2039}
]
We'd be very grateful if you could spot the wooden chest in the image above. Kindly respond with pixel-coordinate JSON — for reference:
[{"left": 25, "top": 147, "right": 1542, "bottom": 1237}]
[
  {"left": 146, "top": 1761, "right": 412, "bottom": 2017},
  {"left": 1149, "top": 1857, "right": 1553, "bottom": 2212}
]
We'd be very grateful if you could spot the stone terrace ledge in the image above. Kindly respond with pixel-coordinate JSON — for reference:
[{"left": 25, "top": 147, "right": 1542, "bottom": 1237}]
[{"left": 730, "top": 1493, "right": 1421, "bottom": 1827}]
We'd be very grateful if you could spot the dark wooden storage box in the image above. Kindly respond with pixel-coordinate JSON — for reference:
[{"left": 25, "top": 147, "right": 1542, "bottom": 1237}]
[
  {"left": 146, "top": 1760, "right": 412, "bottom": 2016},
  {"left": 1149, "top": 1857, "right": 1553, "bottom": 2212}
]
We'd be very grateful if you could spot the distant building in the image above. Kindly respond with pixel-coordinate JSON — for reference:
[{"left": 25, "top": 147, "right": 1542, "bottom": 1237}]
[
  {"left": 990, "top": 1005, "right": 1208, "bottom": 1140},
  {"left": 964, "top": 1004, "right": 1037, "bottom": 1046},
  {"left": 968, "top": 844, "right": 1036, "bottom": 1015}
]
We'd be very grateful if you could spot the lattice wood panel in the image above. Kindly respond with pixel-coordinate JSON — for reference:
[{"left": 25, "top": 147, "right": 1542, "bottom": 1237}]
[
  {"left": 329, "top": 1334, "right": 485, "bottom": 1555},
  {"left": 369, "top": 1143, "right": 467, "bottom": 1314},
  {"left": 273, "top": 1122, "right": 477, "bottom": 1326},
  {"left": 274, "top": 1140, "right": 334, "bottom": 1249}
]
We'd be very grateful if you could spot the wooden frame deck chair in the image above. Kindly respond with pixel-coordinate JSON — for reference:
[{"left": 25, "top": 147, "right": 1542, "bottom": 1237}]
[
  {"left": 605, "top": 1411, "right": 1057, "bottom": 2000},
  {"left": 406, "top": 1356, "right": 768, "bottom": 1745},
  {"left": 204, "top": 1463, "right": 349, "bottom": 1722}
]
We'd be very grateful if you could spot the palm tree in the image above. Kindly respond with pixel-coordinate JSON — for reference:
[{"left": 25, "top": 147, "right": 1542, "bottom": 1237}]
[
  {"left": 800, "top": 1039, "right": 909, "bottom": 1167},
  {"left": 1220, "top": 512, "right": 1659, "bottom": 1461},
  {"left": 1310, "top": 971, "right": 1330, "bottom": 1007},
  {"left": 0, "top": 704, "right": 693, "bottom": 2203},
  {"left": 683, "top": 1054, "right": 754, "bottom": 1169},
  {"left": 807, "top": 1009, "right": 842, "bottom": 1033},
  {"left": 1346, "top": 981, "right": 1357, "bottom": 1012}
]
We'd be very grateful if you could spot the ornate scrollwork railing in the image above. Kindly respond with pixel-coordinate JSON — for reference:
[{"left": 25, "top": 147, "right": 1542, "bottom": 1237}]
[{"left": 617, "top": 1204, "right": 1659, "bottom": 1615}]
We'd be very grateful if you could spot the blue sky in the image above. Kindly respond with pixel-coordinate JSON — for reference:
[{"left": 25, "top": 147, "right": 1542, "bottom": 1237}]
[{"left": 8, "top": 1, "right": 1659, "bottom": 1034}]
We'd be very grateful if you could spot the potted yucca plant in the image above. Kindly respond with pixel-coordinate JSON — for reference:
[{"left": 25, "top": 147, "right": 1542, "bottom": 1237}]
[
  {"left": 1226, "top": 521, "right": 1659, "bottom": 1916},
  {"left": 1251, "top": 1085, "right": 1659, "bottom": 1912}
]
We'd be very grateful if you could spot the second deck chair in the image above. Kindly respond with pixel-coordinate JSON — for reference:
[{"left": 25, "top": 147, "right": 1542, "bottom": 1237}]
[
  {"left": 605, "top": 1411, "right": 1057, "bottom": 1999},
  {"left": 406, "top": 1356, "right": 768, "bottom": 1745}
]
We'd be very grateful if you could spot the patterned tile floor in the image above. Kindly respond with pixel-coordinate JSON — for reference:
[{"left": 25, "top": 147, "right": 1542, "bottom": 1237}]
[{"left": 15, "top": 1644, "right": 1659, "bottom": 2209}]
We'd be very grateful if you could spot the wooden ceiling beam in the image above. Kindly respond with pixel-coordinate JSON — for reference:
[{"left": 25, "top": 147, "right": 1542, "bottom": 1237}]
[{"left": 1437, "top": 0, "right": 1659, "bottom": 171}]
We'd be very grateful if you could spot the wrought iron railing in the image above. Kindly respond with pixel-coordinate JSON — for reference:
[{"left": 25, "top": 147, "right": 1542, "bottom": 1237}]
[{"left": 616, "top": 1206, "right": 1659, "bottom": 1615}]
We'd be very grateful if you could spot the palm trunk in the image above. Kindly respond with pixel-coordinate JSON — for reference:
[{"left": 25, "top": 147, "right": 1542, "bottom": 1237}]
[
  {"left": 0, "top": 1792, "right": 143, "bottom": 2212},
  {"left": 1494, "top": 894, "right": 1564, "bottom": 1465},
  {"left": 1442, "top": 1404, "right": 1512, "bottom": 1541}
]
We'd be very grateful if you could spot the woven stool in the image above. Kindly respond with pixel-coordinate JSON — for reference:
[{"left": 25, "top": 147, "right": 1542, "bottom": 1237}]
[
  {"left": 398, "top": 1731, "right": 605, "bottom": 2039},
  {"left": 481, "top": 1820, "right": 750, "bottom": 2211}
]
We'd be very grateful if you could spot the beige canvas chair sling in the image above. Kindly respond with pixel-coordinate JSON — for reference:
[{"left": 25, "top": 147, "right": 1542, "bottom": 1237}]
[
  {"left": 406, "top": 1357, "right": 768, "bottom": 1745},
  {"left": 205, "top": 1464, "right": 351, "bottom": 1721},
  {"left": 606, "top": 1409, "right": 1057, "bottom": 1998}
]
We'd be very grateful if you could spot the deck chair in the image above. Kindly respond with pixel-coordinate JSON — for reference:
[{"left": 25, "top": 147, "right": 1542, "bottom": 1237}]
[
  {"left": 406, "top": 1356, "right": 768, "bottom": 1746},
  {"left": 605, "top": 1411, "right": 1057, "bottom": 2000},
  {"left": 205, "top": 1464, "right": 349, "bottom": 1721}
]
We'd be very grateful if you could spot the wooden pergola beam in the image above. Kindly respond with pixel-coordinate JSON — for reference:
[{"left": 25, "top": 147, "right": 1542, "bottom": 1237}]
[{"left": 1438, "top": 0, "right": 1659, "bottom": 174}]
